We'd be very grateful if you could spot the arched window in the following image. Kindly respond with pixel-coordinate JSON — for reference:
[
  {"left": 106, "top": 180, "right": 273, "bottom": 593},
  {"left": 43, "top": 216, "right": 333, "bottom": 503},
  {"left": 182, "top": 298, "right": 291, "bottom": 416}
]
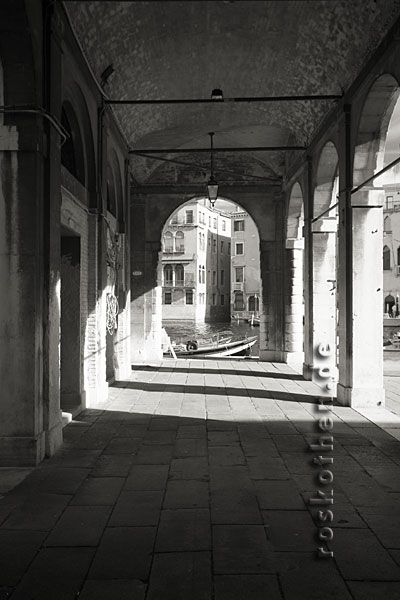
[
  {"left": 175, "top": 231, "right": 184, "bottom": 252},
  {"left": 234, "top": 291, "right": 244, "bottom": 311},
  {"left": 202, "top": 266, "right": 205, "bottom": 283},
  {"left": 61, "top": 103, "right": 85, "bottom": 185},
  {"left": 164, "top": 265, "right": 173, "bottom": 286},
  {"left": 164, "top": 231, "right": 173, "bottom": 253},
  {"left": 384, "top": 216, "right": 392, "bottom": 233},
  {"left": 384, "top": 294, "right": 395, "bottom": 314},
  {"left": 383, "top": 245, "right": 391, "bottom": 270},
  {"left": 248, "top": 296, "right": 259, "bottom": 312},
  {"left": 175, "top": 264, "right": 184, "bottom": 286}
]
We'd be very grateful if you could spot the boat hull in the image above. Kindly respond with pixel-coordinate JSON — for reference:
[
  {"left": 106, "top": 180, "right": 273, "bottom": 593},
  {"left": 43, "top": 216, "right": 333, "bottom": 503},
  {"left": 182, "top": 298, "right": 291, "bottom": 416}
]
[{"left": 166, "top": 336, "right": 258, "bottom": 358}]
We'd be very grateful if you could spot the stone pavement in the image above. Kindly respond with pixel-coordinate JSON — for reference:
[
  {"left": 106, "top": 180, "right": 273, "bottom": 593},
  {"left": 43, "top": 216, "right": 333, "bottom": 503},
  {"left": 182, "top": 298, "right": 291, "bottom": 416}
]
[{"left": 1, "top": 359, "right": 400, "bottom": 600}]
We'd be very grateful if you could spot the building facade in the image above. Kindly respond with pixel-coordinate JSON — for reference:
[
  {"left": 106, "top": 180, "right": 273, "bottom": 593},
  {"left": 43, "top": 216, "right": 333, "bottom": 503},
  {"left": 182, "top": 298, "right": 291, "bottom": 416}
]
[
  {"left": 160, "top": 199, "right": 231, "bottom": 322},
  {"left": 383, "top": 184, "right": 400, "bottom": 316},
  {"left": 231, "top": 209, "right": 262, "bottom": 320}
]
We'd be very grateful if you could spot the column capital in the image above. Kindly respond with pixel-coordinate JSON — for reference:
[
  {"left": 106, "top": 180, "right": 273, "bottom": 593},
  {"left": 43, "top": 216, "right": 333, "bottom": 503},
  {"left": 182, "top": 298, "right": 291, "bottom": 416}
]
[
  {"left": 312, "top": 217, "right": 338, "bottom": 234},
  {"left": 285, "top": 238, "right": 304, "bottom": 250}
]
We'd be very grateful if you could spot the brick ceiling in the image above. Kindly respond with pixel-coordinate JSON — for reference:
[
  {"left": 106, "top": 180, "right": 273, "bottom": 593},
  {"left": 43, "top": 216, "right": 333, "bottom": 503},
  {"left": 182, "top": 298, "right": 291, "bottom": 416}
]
[{"left": 65, "top": 0, "right": 400, "bottom": 185}]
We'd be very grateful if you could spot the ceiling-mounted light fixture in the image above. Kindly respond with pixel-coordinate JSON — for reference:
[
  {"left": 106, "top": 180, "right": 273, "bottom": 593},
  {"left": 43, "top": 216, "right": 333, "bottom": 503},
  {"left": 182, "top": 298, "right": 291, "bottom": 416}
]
[
  {"left": 211, "top": 88, "right": 224, "bottom": 101},
  {"left": 206, "top": 132, "right": 219, "bottom": 208}
]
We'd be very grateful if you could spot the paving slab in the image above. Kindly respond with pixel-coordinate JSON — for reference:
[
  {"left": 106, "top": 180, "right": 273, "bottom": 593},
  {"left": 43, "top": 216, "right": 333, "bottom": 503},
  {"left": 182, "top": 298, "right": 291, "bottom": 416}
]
[
  {"left": 163, "top": 480, "right": 209, "bottom": 508},
  {"left": 214, "top": 574, "right": 282, "bottom": 600},
  {"left": 109, "top": 490, "right": 164, "bottom": 526},
  {"left": 155, "top": 508, "right": 211, "bottom": 551},
  {"left": 79, "top": 579, "right": 147, "bottom": 600},
  {"left": 89, "top": 527, "right": 156, "bottom": 580},
  {"left": 147, "top": 552, "right": 212, "bottom": 600},
  {"left": 71, "top": 476, "right": 124, "bottom": 505},
  {"left": 124, "top": 464, "right": 169, "bottom": 490},
  {"left": 44, "top": 505, "right": 111, "bottom": 546},
  {"left": 0, "top": 530, "right": 47, "bottom": 586},
  {"left": 213, "top": 524, "right": 275, "bottom": 574},
  {"left": 10, "top": 547, "right": 95, "bottom": 600}
]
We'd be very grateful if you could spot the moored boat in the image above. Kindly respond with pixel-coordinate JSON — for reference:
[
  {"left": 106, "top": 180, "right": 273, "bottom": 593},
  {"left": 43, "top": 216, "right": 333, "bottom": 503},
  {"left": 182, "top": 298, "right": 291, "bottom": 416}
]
[{"left": 165, "top": 334, "right": 258, "bottom": 357}]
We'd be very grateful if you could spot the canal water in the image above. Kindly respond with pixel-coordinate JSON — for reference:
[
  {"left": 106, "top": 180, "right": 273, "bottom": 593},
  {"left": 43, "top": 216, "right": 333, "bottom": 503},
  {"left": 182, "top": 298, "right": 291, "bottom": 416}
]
[{"left": 162, "top": 320, "right": 260, "bottom": 358}]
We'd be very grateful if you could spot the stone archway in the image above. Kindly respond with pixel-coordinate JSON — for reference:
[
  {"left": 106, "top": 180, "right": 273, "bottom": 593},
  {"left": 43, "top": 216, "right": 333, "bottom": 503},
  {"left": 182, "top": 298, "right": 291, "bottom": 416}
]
[
  {"left": 338, "top": 73, "right": 400, "bottom": 407},
  {"left": 130, "top": 184, "right": 284, "bottom": 362}
]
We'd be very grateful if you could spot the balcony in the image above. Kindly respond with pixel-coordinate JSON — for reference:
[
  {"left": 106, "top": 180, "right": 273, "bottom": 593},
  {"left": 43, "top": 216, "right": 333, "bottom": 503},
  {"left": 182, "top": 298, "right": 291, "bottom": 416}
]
[
  {"left": 163, "top": 246, "right": 186, "bottom": 254},
  {"left": 168, "top": 218, "right": 196, "bottom": 227}
]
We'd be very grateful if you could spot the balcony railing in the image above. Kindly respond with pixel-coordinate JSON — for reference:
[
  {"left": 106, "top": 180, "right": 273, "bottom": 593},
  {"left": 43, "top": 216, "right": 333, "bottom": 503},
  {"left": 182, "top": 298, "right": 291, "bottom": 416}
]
[
  {"left": 163, "top": 275, "right": 195, "bottom": 287},
  {"left": 168, "top": 218, "right": 196, "bottom": 226},
  {"left": 163, "top": 246, "right": 185, "bottom": 254}
]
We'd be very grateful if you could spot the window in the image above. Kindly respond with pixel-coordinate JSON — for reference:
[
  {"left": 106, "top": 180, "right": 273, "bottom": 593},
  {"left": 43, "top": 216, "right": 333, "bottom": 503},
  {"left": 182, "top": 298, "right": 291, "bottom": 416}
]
[
  {"left": 212, "top": 271, "right": 216, "bottom": 285},
  {"left": 221, "top": 269, "right": 224, "bottom": 285},
  {"left": 220, "top": 294, "right": 225, "bottom": 305},
  {"left": 185, "top": 210, "right": 193, "bottom": 224},
  {"left": 175, "top": 264, "right": 184, "bottom": 285},
  {"left": 164, "top": 265, "right": 173, "bottom": 286},
  {"left": 202, "top": 266, "right": 206, "bottom": 283},
  {"left": 234, "top": 220, "right": 245, "bottom": 232},
  {"left": 164, "top": 291, "right": 172, "bottom": 305},
  {"left": 398, "top": 246, "right": 400, "bottom": 266},
  {"left": 235, "top": 267, "right": 244, "bottom": 283},
  {"left": 208, "top": 236, "right": 211, "bottom": 247},
  {"left": 213, "top": 238, "right": 217, "bottom": 253},
  {"left": 228, "top": 242, "right": 231, "bottom": 254},
  {"left": 221, "top": 241, "right": 224, "bottom": 253},
  {"left": 213, "top": 218, "right": 217, "bottom": 229},
  {"left": 386, "top": 196, "right": 394, "bottom": 210},
  {"left": 175, "top": 230, "right": 184, "bottom": 252},
  {"left": 234, "top": 291, "right": 244, "bottom": 310},
  {"left": 61, "top": 104, "right": 85, "bottom": 185},
  {"left": 222, "top": 220, "right": 226, "bottom": 231},
  {"left": 186, "top": 290, "right": 194, "bottom": 304},
  {"left": 384, "top": 216, "right": 392, "bottom": 234},
  {"left": 383, "top": 245, "right": 391, "bottom": 270},
  {"left": 199, "top": 292, "right": 205, "bottom": 304},
  {"left": 164, "top": 231, "right": 173, "bottom": 252},
  {"left": 248, "top": 296, "right": 259, "bottom": 312},
  {"left": 212, "top": 293, "right": 216, "bottom": 305},
  {"left": 209, "top": 216, "right": 211, "bottom": 227},
  {"left": 171, "top": 214, "right": 178, "bottom": 224},
  {"left": 236, "top": 242, "right": 244, "bottom": 255}
]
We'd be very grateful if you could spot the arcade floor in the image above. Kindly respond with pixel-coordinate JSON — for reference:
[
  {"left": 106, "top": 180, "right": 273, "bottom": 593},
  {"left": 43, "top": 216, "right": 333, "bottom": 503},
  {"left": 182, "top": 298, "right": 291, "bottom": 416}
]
[{"left": 1, "top": 359, "right": 400, "bottom": 599}]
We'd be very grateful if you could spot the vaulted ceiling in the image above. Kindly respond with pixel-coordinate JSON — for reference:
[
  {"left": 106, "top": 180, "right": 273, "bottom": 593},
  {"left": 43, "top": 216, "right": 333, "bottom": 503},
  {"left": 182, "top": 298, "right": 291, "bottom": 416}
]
[{"left": 64, "top": 0, "right": 400, "bottom": 186}]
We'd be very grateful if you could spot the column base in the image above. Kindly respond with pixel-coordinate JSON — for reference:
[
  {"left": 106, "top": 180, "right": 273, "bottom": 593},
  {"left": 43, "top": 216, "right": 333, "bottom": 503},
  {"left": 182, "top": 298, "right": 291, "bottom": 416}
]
[
  {"left": 303, "top": 362, "right": 313, "bottom": 380},
  {"left": 0, "top": 433, "right": 46, "bottom": 467},
  {"left": 259, "top": 350, "right": 285, "bottom": 362},
  {"left": 337, "top": 383, "right": 385, "bottom": 408},
  {"left": 45, "top": 417, "right": 63, "bottom": 457},
  {"left": 284, "top": 351, "right": 304, "bottom": 374}
]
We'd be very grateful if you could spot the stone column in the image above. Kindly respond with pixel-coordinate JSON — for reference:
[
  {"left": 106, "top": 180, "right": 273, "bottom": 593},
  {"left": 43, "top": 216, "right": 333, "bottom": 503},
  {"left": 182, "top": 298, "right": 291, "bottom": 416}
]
[
  {"left": 303, "top": 162, "right": 337, "bottom": 391},
  {"left": 337, "top": 191, "right": 385, "bottom": 407},
  {"left": 259, "top": 240, "right": 285, "bottom": 361},
  {"left": 310, "top": 217, "right": 338, "bottom": 392},
  {"left": 284, "top": 238, "right": 304, "bottom": 370},
  {"left": 130, "top": 192, "right": 163, "bottom": 362},
  {"left": 337, "top": 105, "right": 385, "bottom": 407}
]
